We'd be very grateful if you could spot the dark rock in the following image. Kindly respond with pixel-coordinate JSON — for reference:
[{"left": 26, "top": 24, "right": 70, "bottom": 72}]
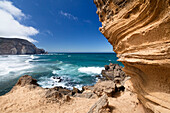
[
  {"left": 101, "top": 63, "right": 128, "bottom": 85},
  {"left": 0, "top": 37, "right": 46, "bottom": 55},
  {"left": 95, "top": 75, "right": 101, "bottom": 78},
  {"left": 102, "top": 70, "right": 115, "bottom": 80},
  {"left": 52, "top": 76, "right": 63, "bottom": 83},
  {"left": 71, "top": 87, "right": 82, "bottom": 95},
  {"left": 105, "top": 65, "right": 110, "bottom": 70},
  {"left": 52, "top": 86, "right": 71, "bottom": 95},
  {"left": 95, "top": 75, "right": 102, "bottom": 79}
]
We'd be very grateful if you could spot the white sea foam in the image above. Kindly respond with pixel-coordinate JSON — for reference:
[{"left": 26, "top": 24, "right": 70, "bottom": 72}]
[
  {"left": 30, "top": 55, "right": 34, "bottom": 59},
  {"left": 78, "top": 67, "right": 104, "bottom": 74},
  {"left": 0, "top": 55, "right": 34, "bottom": 80},
  {"left": 38, "top": 76, "right": 83, "bottom": 90},
  {"left": 52, "top": 70, "right": 60, "bottom": 75},
  {"left": 38, "top": 76, "right": 73, "bottom": 89}
]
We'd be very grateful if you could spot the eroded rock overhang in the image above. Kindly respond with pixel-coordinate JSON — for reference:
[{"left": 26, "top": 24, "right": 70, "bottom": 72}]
[{"left": 94, "top": 0, "right": 170, "bottom": 112}]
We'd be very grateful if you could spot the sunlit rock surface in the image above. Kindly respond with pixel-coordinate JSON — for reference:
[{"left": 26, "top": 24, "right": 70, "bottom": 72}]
[{"left": 94, "top": 0, "right": 170, "bottom": 112}]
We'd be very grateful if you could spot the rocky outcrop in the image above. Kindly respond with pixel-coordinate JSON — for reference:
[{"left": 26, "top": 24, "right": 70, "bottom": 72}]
[
  {"left": 0, "top": 37, "right": 46, "bottom": 55},
  {"left": 93, "top": 80, "right": 116, "bottom": 97},
  {"left": 94, "top": 0, "right": 170, "bottom": 112},
  {"left": 101, "top": 63, "right": 129, "bottom": 86},
  {"left": 16, "top": 75, "right": 39, "bottom": 87}
]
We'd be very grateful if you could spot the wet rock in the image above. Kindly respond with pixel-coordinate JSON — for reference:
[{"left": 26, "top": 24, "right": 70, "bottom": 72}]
[
  {"left": 95, "top": 75, "right": 102, "bottom": 79},
  {"left": 52, "top": 76, "right": 63, "bottom": 83},
  {"left": 95, "top": 75, "right": 101, "bottom": 78},
  {"left": 104, "top": 65, "right": 110, "bottom": 70}
]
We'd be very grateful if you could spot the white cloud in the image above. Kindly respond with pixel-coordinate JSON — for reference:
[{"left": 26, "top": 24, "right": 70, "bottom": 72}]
[
  {"left": 60, "top": 10, "right": 78, "bottom": 20},
  {"left": 0, "top": 0, "right": 38, "bottom": 42}
]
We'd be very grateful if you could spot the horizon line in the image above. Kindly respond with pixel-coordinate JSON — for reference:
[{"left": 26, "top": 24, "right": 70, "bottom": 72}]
[{"left": 47, "top": 52, "right": 115, "bottom": 53}]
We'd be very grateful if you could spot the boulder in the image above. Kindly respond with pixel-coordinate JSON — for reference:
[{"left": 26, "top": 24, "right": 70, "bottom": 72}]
[
  {"left": 93, "top": 80, "right": 116, "bottom": 97},
  {"left": 101, "top": 63, "right": 127, "bottom": 85},
  {"left": 45, "top": 88, "right": 71, "bottom": 103},
  {"left": 87, "top": 94, "right": 110, "bottom": 113}
]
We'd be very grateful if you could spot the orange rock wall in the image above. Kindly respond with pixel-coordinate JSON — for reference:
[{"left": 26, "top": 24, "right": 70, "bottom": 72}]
[{"left": 94, "top": 0, "right": 170, "bottom": 112}]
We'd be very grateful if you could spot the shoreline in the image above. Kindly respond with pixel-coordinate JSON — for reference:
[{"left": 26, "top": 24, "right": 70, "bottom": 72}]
[
  {"left": 0, "top": 53, "right": 122, "bottom": 96},
  {"left": 0, "top": 63, "right": 146, "bottom": 113}
]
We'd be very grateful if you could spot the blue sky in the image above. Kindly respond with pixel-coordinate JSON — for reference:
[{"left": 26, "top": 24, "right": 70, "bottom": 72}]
[{"left": 0, "top": 0, "right": 113, "bottom": 52}]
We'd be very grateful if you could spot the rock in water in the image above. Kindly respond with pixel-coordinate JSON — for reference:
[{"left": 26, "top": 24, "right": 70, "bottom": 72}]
[
  {"left": 0, "top": 37, "right": 46, "bottom": 55},
  {"left": 94, "top": 0, "right": 170, "bottom": 112}
]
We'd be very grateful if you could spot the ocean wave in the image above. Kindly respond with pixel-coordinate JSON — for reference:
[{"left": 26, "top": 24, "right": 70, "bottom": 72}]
[
  {"left": 0, "top": 55, "right": 35, "bottom": 80},
  {"left": 78, "top": 67, "right": 104, "bottom": 74},
  {"left": 30, "top": 55, "right": 39, "bottom": 59},
  {"left": 37, "top": 76, "right": 82, "bottom": 90},
  {"left": 52, "top": 70, "right": 60, "bottom": 75}
]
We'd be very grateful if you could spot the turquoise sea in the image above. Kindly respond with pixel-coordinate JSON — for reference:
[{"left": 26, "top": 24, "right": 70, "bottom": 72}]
[{"left": 0, "top": 53, "right": 123, "bottom": 96}]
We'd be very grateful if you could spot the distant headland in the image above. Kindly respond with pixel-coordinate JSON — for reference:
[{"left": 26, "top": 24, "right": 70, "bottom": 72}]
[{"left": 0, "top": 37, "right": 46, "bottom": 55}]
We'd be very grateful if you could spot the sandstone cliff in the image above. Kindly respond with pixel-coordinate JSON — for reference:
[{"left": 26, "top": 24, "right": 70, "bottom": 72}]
[
  {"left": 94, "top": 0, "right": 170, "bottom": 112},
  {"left": 0, "top": 37, "right": 46, "bottom": 55}
]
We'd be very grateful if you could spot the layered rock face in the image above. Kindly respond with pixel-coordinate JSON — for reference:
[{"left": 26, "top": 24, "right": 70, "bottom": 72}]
[
  {"left": 94, "top": 0, "right": 170, "bottom": 112},
  {"left": 0, "top": 37, "right": 46, "bottom": 55}
]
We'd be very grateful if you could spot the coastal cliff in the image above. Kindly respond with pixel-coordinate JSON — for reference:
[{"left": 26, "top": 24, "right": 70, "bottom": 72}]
[
  {"left": 0, "top": 37, "right": 46, "bottom": 55},
  {"left": 94, "top": 0, "right": 170, "bottom": 112}
]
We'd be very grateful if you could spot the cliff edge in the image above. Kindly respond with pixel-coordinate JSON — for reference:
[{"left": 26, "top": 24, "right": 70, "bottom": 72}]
[
  {"left": 0, "top": 37, "right": 46, "bottom": 55},
  {"left": 94, "top": 0, "right": 170, "bottom": 112}
]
